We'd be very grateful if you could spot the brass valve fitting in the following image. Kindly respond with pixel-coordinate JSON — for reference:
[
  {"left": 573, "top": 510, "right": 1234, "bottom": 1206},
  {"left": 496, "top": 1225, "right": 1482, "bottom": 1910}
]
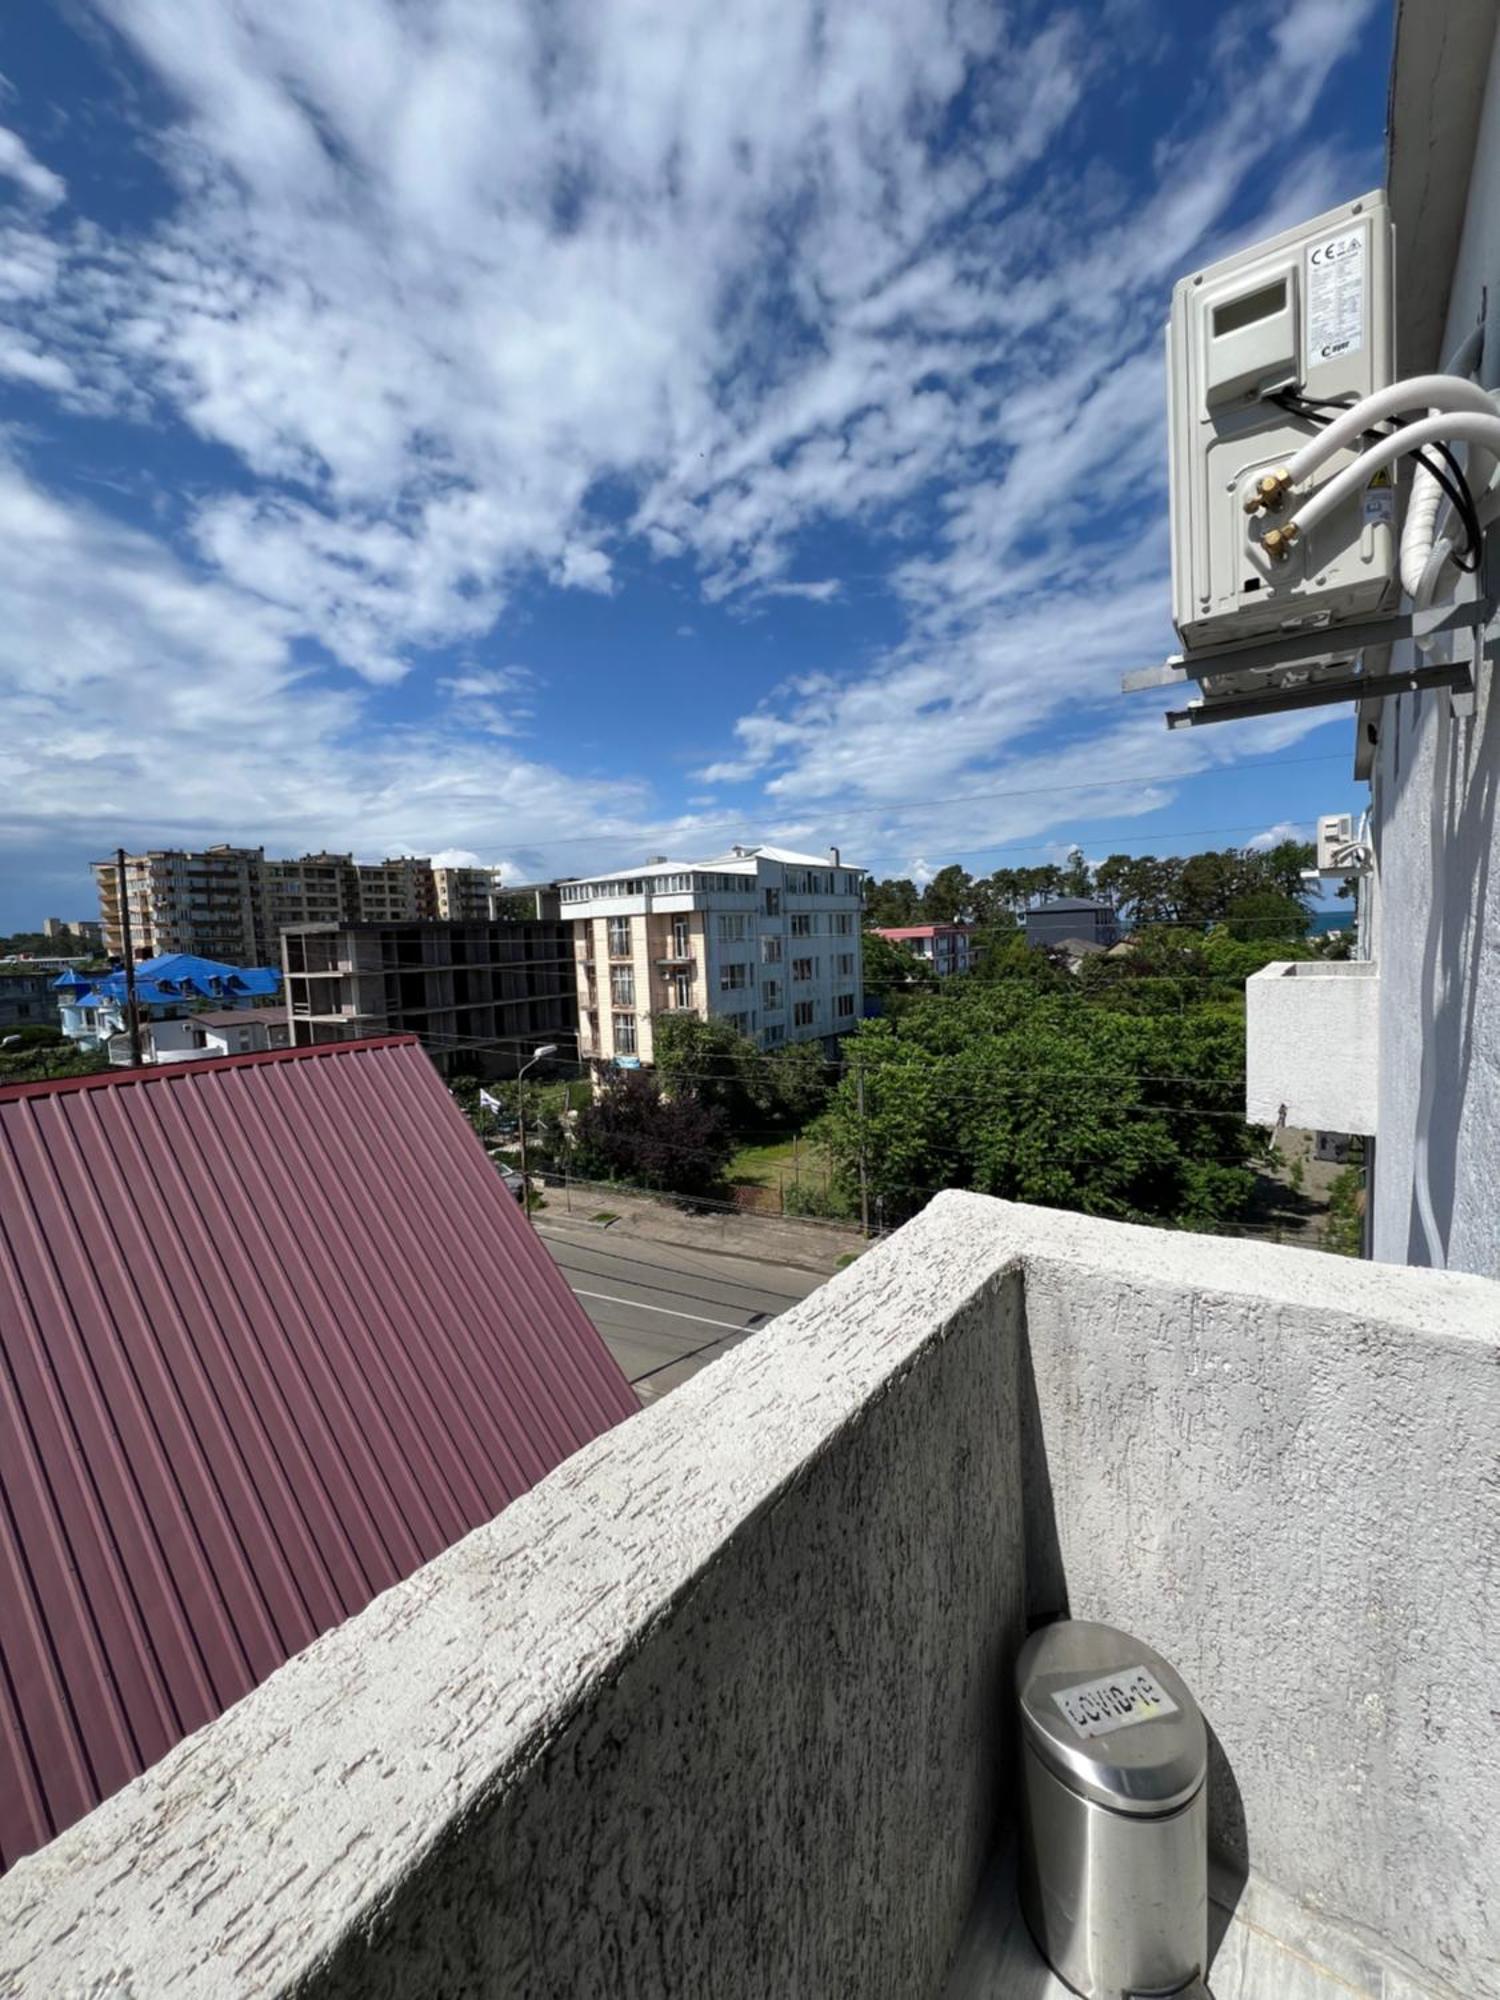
[
  {"left": 1242, "top": 468, "right": 1292, "bottom": 516},
  {"left": 1261, "top": 520, "right": 1301, "bottom": 562}
]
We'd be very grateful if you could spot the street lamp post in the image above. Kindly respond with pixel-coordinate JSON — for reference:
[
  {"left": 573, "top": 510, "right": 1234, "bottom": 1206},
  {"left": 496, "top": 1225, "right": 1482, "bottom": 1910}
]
[{"left": 516, "top": 1044, "right": 557, "bottom": 1222}]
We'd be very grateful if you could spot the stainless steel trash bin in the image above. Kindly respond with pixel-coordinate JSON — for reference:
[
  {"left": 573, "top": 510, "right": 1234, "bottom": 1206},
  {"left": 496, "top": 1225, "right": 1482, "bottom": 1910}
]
[{"left": 1016, "top": 1620, "right": 1208, "bottom": 1999}]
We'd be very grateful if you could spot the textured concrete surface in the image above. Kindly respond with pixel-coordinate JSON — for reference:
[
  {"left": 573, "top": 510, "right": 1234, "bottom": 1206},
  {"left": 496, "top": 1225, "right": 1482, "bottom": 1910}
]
[
  {"left": 0, "top": 1203, "right": 1028, "bottom": 2000},
  {"left": 1245, "top": 960, "right": 1379, "bottom": 1134},
  {"left": 1011, "top": 1197, "right": 1500, "bottom": 2000},
  {"left": 2, "top": 1193, "right": 1496, "bottom": 1999},
  {"left": 1370, "top": 15, "right": 1500, "bottom": 1276}
]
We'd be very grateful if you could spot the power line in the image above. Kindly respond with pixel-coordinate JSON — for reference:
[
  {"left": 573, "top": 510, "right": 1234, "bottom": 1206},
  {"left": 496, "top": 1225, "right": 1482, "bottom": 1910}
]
[{"left": 368, "top": 749, "right": 1354, "bottom": 847}]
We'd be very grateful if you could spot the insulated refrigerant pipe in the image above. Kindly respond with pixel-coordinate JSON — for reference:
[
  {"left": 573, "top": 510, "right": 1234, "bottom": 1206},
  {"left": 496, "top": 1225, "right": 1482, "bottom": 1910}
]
[
  {"left": 1284, "top": 373, "right": 1499, "bottom": 485},
  {"left": 1287, "top": 411, "right": 1500, "bottom": 544}
]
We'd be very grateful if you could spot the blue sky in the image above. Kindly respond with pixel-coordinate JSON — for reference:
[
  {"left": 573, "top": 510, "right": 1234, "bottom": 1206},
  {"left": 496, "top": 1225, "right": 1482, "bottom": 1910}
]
[{"left": 0, "top": 0, "right": 1390, "bottom": 929}]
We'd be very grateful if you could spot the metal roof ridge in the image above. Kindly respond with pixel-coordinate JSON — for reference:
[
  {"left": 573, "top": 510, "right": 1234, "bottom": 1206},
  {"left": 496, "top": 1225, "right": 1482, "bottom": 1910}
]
[{"left": 0, "top": 1035, "right": 420, "bottom": 1103}]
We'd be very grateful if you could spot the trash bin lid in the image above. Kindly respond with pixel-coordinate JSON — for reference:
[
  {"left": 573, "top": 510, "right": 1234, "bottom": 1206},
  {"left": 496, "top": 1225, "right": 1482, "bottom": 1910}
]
[{"left": 1016, "top": 1620, "right": 1207, "bottom": 1816}]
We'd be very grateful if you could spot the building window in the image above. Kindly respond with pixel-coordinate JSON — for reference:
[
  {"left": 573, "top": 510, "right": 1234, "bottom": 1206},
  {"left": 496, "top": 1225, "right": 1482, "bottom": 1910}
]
[
  {"left": 793, "top": 1000, "right": 815, "bottom": 1028},
  {"left": 610, "top": 965, "right": 635, "bottom": 1007},
  {"left": 718, "top": 914, "right": 747, "bottom": 943},
  {"left": 608, "top": 917, "right": 631, "bottom": 957},
  {"left": 761, "top": 935, "right": 782, "bottom": 964},
  {"left": 762, "top": 980, "right": 781, "bottom": 1010},
  {"left": 667, "top": 970, "right": 692, "bottom": 1009},
  {"left": 833, "top": 913, "right": 853, "bottom": 935},
  {"left": 790, "top": 912, "right": 815, "bottom": 937},
  {"left": 792, "top": 957, "right": 815, "bottom": 982},
  {"left": 765, "top": 1022, "right": 785, "bottom": 1046},
  {"left": 614, "top": 1012, "right": 637, "bottom": 1055},
  {"left": 836, "top": 952, "right": 855, "bottom": 977},
  {"left": 836, "top": 993, "right": 856, "bottom": 1018},
  {"left": 670, "top": 917, "right": 690, "bottom": 956},
  {"left": 720, "top": 963, "right": 753, "bottom": 992},
  {"left": 764, "top": 888, "right": 781, "bottom": 916}
]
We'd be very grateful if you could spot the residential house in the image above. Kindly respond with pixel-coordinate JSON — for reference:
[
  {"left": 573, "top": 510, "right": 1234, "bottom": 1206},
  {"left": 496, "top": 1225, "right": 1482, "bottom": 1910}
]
[
  {"left": 108, "top": 1008, "right": 292, "bottom": 1066},
  {"left": 559, "top": 844, "right": 865, "bottom": 1064},
  {"left": 54, "top": 953, "right": 282, "bottom": 1051},
  {"left": 0, "top": 966, "right": 60, "bottom": 1032},
  {"left": 871, "top": 922, "right": 978, "bottom": 976},
  {"left": 1022, "top": 897, "right": 1120, "bottom": 952}
]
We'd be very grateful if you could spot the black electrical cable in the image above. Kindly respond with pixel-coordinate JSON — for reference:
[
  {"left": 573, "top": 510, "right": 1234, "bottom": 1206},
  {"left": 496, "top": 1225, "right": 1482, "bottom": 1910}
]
[
  {"left": 1273, "top": 389, "right": 1481, "bottom": 565},
  {"left": 1268, "top": 388, "right": 1481, "bottom": 570}
]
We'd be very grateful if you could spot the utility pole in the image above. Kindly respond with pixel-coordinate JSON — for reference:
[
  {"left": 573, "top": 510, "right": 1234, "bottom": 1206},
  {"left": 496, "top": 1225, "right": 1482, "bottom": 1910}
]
[
  {"left": 854, "top": 1050, "right": 870, "bottom": 1238},
  {"left": 116, "top": 847, "right": 144, "bottom": 1068},
  {"left": 516, "top": 1043, "right": 557, "bottom": 1225}
]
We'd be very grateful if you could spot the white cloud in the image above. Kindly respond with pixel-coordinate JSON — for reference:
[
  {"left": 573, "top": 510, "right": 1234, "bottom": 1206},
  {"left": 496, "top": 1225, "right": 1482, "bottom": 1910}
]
[
  {"left": 760, "top": 579, "right": 842, "bottom": 603},
  {"left": 0, "top": 125, "right": 65, "bottom": 207},
  {"left": 0, "top": 450, "right": 722, "bottom": 885},
  {"left": 1247, "top": 819, "right": 1308, "bottom": 852},
  {"left": 0, "top": 0, "right": 1380, "bottom": 899},
  {"left": 555, "top": 545, "right": 615, "bottom": 595}
]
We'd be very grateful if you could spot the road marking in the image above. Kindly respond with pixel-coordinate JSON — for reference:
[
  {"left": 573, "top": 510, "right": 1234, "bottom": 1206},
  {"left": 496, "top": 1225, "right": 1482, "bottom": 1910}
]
[{"left": 566, "top": 1285, "right": 752, "bottom": 1334}]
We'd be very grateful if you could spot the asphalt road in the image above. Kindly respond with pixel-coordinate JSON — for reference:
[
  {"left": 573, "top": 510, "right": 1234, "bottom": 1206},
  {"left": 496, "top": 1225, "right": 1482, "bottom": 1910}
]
[{"left": 536, "top": 1215, "right": 827, "bottom": 1403}]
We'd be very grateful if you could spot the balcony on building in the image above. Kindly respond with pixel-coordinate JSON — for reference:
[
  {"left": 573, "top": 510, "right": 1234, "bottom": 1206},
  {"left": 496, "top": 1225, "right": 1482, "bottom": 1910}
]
[
  {"left": 3, "top": 1193, "right": 1494, "bottom": 1999},
  {"left": 1245, "top": 958, "right": 1379, "bottom": 1136}
]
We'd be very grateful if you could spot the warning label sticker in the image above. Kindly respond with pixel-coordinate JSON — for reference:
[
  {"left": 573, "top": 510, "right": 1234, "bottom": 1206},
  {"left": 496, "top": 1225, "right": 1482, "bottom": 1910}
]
[{"left": 1306, "top": 225, "right": 1366, "bottom": 368}]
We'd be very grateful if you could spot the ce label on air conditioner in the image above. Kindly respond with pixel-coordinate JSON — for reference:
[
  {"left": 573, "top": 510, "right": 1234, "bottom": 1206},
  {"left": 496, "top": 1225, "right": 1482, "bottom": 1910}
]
[{"left": 1306, "top": 227, "right": 1366, "bottom": 367}]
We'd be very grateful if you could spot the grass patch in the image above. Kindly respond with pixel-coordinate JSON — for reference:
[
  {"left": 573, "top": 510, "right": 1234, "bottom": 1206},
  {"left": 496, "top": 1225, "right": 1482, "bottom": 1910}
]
[
  {"left": 728, "top": 1136, "right": 800, "bottom": 1186},
  {"left": 836, "top": 1252, "right": 859, "bottom": 1269},
  {"left": 590, "top": 1209, "right": 621, "bottom": 1225}
]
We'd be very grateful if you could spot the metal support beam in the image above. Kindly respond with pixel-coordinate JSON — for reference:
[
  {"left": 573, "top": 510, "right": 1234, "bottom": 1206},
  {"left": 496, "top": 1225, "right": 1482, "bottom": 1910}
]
[{"left": 1164, "top": 656, "right": 1474, "bottom": 729}]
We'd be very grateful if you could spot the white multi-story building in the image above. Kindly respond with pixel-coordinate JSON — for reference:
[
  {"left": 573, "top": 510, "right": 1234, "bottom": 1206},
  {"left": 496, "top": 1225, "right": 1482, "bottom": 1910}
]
[{"left": 559, "top": 845, "right": 865, "bottom": 1065}]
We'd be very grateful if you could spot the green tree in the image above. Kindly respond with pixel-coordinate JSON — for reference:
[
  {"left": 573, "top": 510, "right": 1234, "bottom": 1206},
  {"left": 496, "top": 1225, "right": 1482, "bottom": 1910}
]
[
  {"left": 821, "top": 984, "right": 1257, "bottom": 1233},
  {"left": 1221, "top": 889, "right": 1311, "bottom": 942},
  {"left": 765, "top": 1039, "right": 832, "bottom": 1124},
  {"left": 1058, "top": 846, "right": 1093, "bottom": 898},
  {"left": 969, "top": 929, "right": 1070, "bottom": 991},
  {"left": 863, "top": 877, "right": 924, "bottom": 926},
  {"left": 0, "top": 1039, "right": 110, "bottom": 1086},
  {"left": 861, "top": 928, "right": 939, "bottom": 1007},
  {"left": 921, "top": 864, "right": 973, "bottom": 923},
  {"left": 650, "top": 1011, "right": 770, "bottom": 1126},
  {"left": 572, "top": 1069, "right": 734, "bottom": 1195}
]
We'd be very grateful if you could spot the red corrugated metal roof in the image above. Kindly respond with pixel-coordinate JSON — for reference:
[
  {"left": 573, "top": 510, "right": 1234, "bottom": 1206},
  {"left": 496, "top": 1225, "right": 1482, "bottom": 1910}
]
[
  {"left": 871, "top": 924, "right": 974, "bottom": 940},
  {"left": 0, "top": 1034, "right": 636, "bottom": 1871}
]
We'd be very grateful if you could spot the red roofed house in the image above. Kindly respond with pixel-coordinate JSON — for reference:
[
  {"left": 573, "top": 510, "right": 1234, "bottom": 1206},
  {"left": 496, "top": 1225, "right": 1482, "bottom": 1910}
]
[
  {"left": 0, "top": 1035, "right": 637, "bottom": 1872},
  {"left": 871, "top": 923, "right": 978, "bottom": 977}
]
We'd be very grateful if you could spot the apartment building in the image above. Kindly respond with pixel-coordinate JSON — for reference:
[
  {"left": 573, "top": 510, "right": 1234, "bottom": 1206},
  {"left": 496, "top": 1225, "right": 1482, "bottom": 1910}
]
[
  {"left": 872, "top": 923, "right": 978, "bottom": 976},
  {"left": 95, "top": 846, "right": 264, "bottom": 966},
  {"left": 282, "top": 915, "right": 576, "bottom": 1075},
  {"left": 41, "top": 917, "right": 103, "bottom": 945},
  {"left": 352, "top": 858, "right": 438, "bottom": 925},
  {"left": 433, "top": 865, "right": 504, "bottom": 920},
  {"left": 95, "top": 847, "right": 443, "bottom": 965},
  {"left": 559, "top": 844, "right": 865, "bottom": 1066}
]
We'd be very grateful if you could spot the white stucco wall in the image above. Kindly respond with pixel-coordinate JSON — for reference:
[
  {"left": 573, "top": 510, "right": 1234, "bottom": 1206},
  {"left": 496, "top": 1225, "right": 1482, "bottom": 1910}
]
[
  {"left": 1370, "top": 10, "right": 1500, "bottom": 1274},
  {"left": 2, "top": 1194, "right": 1495, "bottom": 1999},
  {"left": 1245, "top": 960, "right": 1379, "bottom": 1132}
]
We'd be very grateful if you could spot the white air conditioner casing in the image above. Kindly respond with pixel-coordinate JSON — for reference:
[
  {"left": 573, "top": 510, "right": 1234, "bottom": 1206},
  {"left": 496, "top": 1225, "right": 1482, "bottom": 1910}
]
[
  {"left": 1316, "top": 813, "right": 1356, "bottom": 870},
  {"left": 1168, "top": 191, "right": 1395, "bottom": 656}
]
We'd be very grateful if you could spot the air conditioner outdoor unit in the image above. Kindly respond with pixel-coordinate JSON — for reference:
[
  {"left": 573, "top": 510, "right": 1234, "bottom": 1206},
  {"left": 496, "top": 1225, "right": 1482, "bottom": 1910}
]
[{"left": 1167, "top": 191, "right": 1395, "bottom": 656}]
